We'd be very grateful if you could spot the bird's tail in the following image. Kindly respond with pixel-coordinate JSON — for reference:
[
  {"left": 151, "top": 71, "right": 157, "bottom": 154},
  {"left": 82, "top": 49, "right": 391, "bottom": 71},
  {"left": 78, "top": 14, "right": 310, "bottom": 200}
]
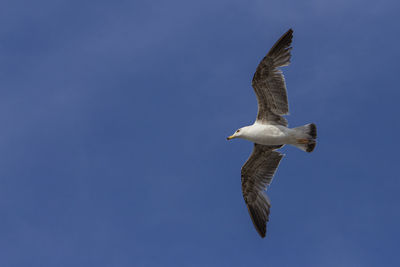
[{"left": 292, "top": 123, "right": 317, "bottom": 152}]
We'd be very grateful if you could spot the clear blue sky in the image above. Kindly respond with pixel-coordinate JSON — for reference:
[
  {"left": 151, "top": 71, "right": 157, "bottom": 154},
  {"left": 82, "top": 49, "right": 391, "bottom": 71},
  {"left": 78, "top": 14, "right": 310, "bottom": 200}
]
[{"left": 1, "top": 0, "right": 399, "bottom": 266}]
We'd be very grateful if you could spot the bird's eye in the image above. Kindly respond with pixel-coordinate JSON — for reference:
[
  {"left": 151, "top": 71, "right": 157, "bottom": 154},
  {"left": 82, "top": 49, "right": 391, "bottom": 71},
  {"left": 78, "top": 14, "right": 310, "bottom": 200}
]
[{"left": 236, "top": 129, "right": 241, "bottom": 133}]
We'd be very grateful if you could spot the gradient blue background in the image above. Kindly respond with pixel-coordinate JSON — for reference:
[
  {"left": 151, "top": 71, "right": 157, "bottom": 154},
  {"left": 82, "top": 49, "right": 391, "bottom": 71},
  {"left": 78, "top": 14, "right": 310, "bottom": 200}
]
[{"left": 1, "top": 0, "right": 399, "bottom": 266}]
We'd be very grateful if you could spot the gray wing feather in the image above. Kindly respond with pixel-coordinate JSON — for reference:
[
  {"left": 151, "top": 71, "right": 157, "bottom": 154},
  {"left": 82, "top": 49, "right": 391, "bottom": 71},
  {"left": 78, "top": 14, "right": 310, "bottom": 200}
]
[
  {"left": 241, "top": 144, "right": 284, "bottom": 238},
  {"left": 252, "top": 29, "right": 293, "bottom": 126}
]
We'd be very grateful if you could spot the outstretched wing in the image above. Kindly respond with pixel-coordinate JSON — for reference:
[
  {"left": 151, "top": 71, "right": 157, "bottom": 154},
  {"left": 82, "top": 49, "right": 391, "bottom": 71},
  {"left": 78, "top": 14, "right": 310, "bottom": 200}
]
[
  {"left": 241, "top": 144, "right": 284, "bottom": 238},
  {"left": 252, "top": 29, "right": 293, "bottom": 126}
]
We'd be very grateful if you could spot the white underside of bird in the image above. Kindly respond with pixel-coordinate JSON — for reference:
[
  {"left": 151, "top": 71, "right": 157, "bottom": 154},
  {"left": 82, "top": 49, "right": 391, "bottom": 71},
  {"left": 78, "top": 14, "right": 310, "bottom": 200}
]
[{"left": 227, "top": 122, "right": 316, "bottom": 152}]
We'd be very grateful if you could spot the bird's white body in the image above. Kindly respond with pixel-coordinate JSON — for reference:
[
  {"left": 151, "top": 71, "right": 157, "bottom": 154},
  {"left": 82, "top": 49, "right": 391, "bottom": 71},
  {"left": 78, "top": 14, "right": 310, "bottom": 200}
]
[
  {"left": 239, "top": 123, "right": 293, "bottom": 145},
  {"left": 231, "top": 123, "right": 304, "bottom": 146}
]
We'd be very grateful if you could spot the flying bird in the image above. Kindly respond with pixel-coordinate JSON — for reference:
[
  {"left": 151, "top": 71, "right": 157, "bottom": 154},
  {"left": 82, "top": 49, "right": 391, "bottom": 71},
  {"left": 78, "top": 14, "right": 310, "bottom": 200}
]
[{"left": 227, "top": 29, "right": 317, "bottom": 238}]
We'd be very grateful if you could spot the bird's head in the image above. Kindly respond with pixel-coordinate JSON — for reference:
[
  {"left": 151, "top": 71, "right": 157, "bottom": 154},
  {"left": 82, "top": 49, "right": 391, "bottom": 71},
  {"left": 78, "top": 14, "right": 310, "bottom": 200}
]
[{"left": 227, "top": 128, "right": 244, "bottom": 140}]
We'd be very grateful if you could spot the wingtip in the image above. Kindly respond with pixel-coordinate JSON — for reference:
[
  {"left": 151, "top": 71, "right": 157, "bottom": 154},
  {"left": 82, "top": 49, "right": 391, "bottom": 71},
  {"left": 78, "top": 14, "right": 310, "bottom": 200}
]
[
  {"left": 286, "top": 28, "right": 294, "bottom": 39},
  {"left": 247, "top": 204, "right": 268, "bottom": 238},
  {"left": 256, "top": 227, "right": 267, "bottom": 238},
  {"left": 265, "top": 28, "right": 294, "bottom": 59},
  {"left": 254, "top": 222, "right": 267, "bottom": 238},
  {"left": 284, "top": 28, "right": 293, "bottom": 37},
  {"left": 259, "top": 229, "right": 266, "bottom": 238}
]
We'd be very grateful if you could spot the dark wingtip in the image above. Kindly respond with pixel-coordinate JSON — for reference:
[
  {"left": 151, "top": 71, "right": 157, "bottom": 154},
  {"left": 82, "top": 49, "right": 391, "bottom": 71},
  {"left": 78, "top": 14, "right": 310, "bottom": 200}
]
[
  {"left": 247, "top": 204, "right": 268, "bottom": 238},
  {"left": 255, "top": 221, "right": 266, "bottom": 238},
  {"left": 267, "top": 28, "right": 294, "bottom": 57},
  {"left": 281, "top": 28, "right": 293, "bottom": 42}
]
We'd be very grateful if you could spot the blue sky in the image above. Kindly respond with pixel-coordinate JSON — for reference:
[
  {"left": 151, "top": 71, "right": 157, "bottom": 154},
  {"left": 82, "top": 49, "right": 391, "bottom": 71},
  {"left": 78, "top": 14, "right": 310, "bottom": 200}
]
[{"left": 1, "top": 0, "right": 399, "bottom": 266}]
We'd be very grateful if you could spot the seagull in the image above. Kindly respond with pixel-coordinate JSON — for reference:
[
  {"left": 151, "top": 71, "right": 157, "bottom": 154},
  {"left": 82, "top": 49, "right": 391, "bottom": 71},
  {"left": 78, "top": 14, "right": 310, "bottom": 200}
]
[{"left": 227, "top": 29, "right": 317, "bottom": 238}]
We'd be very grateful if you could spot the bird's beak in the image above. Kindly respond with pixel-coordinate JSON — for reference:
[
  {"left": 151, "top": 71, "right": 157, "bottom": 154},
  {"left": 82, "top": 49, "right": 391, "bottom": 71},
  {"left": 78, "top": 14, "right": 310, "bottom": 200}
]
[{"left": 227, "top": 135, "right": 234, "bottom": 141}]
